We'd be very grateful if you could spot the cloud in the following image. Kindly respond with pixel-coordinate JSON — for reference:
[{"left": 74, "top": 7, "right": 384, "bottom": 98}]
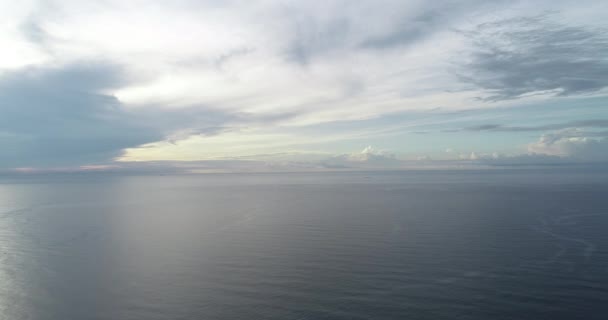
[
  {"left": 464, "top": 119, "right": 608, "bottom": 132},
  {"left": 0, "top": 63, "right": 164, "bottom": 167},
  {"left": 359, "top": 6, "right": 446, "bottom": 50},
  {"left": 0, "top": 63, "right": 250, "bottom": 168},
  {"left": 465, "top": 129, "right": 608, "bottom": 166},
  {"left": 359, "top": 0, "right": 498, "bottom": 50},
  {"left": 322, "top": 146, "right": 402, "bottom": 168},
  {"left": 0, "top": 0, "right": 501, "bottom": 131},
  {"left": 472, "top": 153, "right": 569, "bottom": 167},
  {"left": 527, "top": 129, "right": 608, "bottom": 161},
  {"left": 2, "top": 1, "right": 608, "bottom": 171},
  {"left": 284, "top": 9, "right": 351, "bottom": 65},
  {"left": 460, "top": 14, "right": 608, "bottom": 100},
  {"left": 280, "top": 1, "right": 458, "bottom": 64}
]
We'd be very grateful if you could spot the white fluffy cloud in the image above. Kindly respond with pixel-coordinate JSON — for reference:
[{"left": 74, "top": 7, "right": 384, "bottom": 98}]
[{"left": 527, "top": 129, "right": 608, "bottom": 161}]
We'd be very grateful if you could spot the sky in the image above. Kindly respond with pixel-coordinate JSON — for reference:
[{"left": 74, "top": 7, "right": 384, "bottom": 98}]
[{"left": 1, "top": 0, "right": 608, "bottom": 173}]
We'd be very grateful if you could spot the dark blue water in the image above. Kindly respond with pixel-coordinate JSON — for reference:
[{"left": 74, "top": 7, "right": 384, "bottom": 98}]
[{"left": 1, "top": 170, "right": 607, "bottom": 319}]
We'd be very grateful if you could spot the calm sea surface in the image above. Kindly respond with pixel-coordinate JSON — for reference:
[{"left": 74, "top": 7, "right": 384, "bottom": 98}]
[{"left": 1, "top": 170, "right": 607, "bottom": 319}]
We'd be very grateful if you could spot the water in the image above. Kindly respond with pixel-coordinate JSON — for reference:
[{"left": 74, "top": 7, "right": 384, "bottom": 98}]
[{"left": 1, "top": 170, "right": 607, "bottom": 319}]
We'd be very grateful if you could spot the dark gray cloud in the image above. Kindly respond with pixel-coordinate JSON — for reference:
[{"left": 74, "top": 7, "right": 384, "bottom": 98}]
[
  {"left": 0, "top": 62, "right": 304, "bottom": 168},
  {"left": 283, "top": 1, "right": 502, "bottom": 64},
  {"left": 285, "top": 14, "right": 351, "bottom": 65},
  {"left": 464, "top": 119, "right": 608, "bottom": 132},
  {"left": 359, "top": 5, "right": 453, "bottom": 50},
  {"left": 20, "top": 18, "right": 47, "bottom": 46},
  {"left": 0, "top": 63, "right": 267, "bottom": 168},
  {"left": 214, "top": 47, "right": 255, "bottom": 69},
  {"left": 460, "top": 15, "right": 608, "bottom": 100},
  {"left": 358, "top": 0, "right": 506, "bottom": 50},
  {"left": 359, "top": 10, "right": 439, "bottom": 49},
  {"left": 0, "top": 63, "right": 163, "bottom": 168},
  {"left": 465, "top": 124, "right": 502, "bottom": 131}
]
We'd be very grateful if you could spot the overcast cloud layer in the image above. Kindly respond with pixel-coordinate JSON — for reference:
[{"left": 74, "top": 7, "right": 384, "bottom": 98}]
[{"left": 1, "top": 0, "right": 607, "bottom": 172}]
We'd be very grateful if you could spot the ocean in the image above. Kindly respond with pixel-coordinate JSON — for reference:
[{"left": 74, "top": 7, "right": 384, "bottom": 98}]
[{"left": 1, "top": 170, "right": 607, "bottom": 319}]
